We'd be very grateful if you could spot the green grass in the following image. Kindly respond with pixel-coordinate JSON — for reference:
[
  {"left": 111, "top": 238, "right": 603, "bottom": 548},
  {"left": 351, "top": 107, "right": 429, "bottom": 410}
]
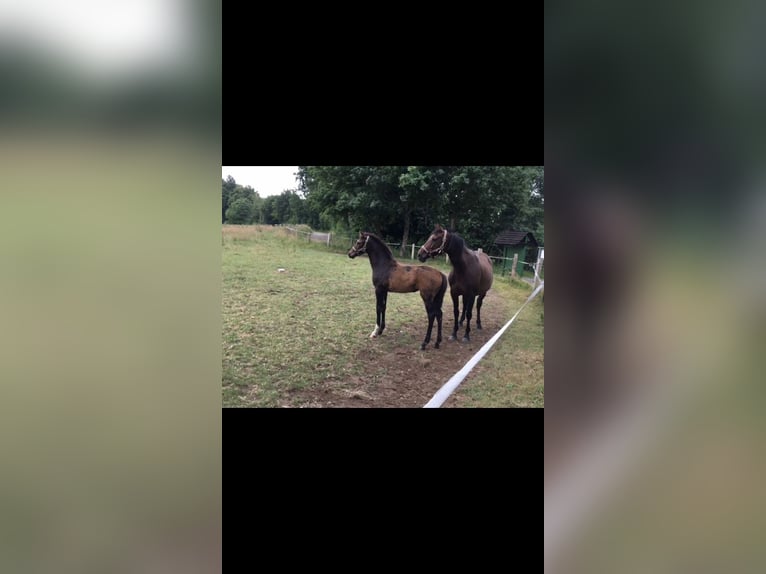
[
  {"left": 222, "top": 225, "right": 450, "bottom": 406},
  {"left": 450, "top": 287, "right": 544, "bottom": 407},
  {"left": 222, "top": 226, "right": 355, "bottom": 406},
  {"left": 222, "top": 225, "right": 543, "bottom": 407}
]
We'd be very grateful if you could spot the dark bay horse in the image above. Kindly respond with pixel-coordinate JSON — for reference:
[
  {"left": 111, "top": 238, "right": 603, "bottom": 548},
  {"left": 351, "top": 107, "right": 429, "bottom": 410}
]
[
  {"left": 348, "top": 232, "right": 447, "bottom": 350},
  {"left": 418, "top": 225, "right": 493, "bottom": 342}
]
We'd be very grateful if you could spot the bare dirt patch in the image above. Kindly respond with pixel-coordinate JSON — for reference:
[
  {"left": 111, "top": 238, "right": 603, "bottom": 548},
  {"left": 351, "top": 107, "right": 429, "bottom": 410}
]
[{"left": 285, "top": 289, "right": 511, "bottom": 408}]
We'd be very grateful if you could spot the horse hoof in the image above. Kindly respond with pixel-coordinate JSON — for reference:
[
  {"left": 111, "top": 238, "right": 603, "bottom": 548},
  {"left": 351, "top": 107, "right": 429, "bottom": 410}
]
[
  {"left": 462, "top": 337, "right": 470, "bottom": 343},
  {"left": 435, "top": 342, "right": 440, "bottom": 349},
  {"left": 476, "top": 325, "right": 482, "bottom": 330},
  {"left": 449, "top": 335, "right": 457, "bottom": 341},
  {"left": 420, "top": 344, "right": 426, "bottom": 351}
]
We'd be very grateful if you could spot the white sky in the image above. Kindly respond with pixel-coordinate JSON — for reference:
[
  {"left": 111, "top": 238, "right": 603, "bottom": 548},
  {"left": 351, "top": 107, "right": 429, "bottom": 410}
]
[
  {"left": 222, "top": 166, "right": 301, "bottom": 197},
  {"left": 0, "top": 0, "right": 191, "bottom": 80}
]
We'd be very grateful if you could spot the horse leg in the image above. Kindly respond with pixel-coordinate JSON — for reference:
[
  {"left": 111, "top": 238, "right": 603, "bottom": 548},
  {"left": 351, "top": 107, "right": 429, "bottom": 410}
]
[
  {"left": 459, "top": 303, "right": 467, "bottom": 327},
  {"left": 476, "top": 293, "right": 485, "bottom": 330},
  {"left": 462, "top": 295, "right": 476, "bottom": 342},
  {"left": 449, "top": 292, "right": 460, "bottom": 341},
  {"left": 371, "top": 287, "right": 387, "bottom": 338},
  {"left": 419, "top": 291, "right": 436, "bottom": 350},
  {"left": 435, "top": 305, "right": 443, "bottom": 349},
  {"left": 421, "top": 308, "right": 435, "bottom": 351},
  {"left": 379, "top": 288, "right": 387, "bottom": 336}
]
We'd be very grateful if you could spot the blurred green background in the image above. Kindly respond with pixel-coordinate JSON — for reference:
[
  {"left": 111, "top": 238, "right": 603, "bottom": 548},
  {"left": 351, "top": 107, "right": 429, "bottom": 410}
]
[
  {"left": 0, "top": 1, "right": 220, "bottom": 572},
  {"left": 546, "top": 0, "right": 766, "bottom": 572}
]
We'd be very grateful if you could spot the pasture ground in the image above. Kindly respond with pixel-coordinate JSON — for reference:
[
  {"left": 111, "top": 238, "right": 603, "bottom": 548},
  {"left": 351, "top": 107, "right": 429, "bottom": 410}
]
[{"left": 222, "top": 225, "right": 544, "bottom": 408}]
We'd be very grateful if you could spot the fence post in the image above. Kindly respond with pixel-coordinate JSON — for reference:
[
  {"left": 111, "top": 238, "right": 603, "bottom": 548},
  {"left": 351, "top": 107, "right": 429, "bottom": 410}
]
[
  {"left": 411, "top": 243, "right": 415, "bottom": 259},
  {"left": 327, "top": 233, "right": 331, "bottom": 248},
  {"left": 511, "top": 253, "right": 518, "bottom": 279}
]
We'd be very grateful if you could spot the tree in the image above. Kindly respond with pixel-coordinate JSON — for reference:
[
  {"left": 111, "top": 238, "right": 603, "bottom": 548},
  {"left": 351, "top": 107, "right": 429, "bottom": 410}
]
[
  {"left": 298, "top": 166, "right": 401, "bottom": 234},
  {"left": 225, "top": 198, "right": 252, "bottom": 223},
  {"left": 296, "top": 165, "right": 544, "bottom": 252},
  {"left": 260, "top": 197, "right": 276, "bottom": 224},
  {"left": 286, "top": 190, "right": 306, "bottom": 223},
  {"left": 222, "top": 179, "right": 260, "bottom": 224},
  {"left": 222, "top": 175, "right": 237, "bottom": 223},
  {"left": 271, "top": 191, "right": 290, "bottom": 223},
  {"left": 518, "top": 166, "right": 544, "bottom": 244},
  {"left": 398, "top": 166, "right": 447, "bottom": 256},
  {"left": 447, "top": 166, "right": 544, "bottom": 250},
  {"left": 251, "top": 192, "right": 264, "bottom": 223}
]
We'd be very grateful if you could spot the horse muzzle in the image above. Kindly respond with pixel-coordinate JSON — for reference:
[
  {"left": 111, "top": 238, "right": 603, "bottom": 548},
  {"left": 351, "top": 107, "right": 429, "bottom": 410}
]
[{"left": 417, "top": 248, "right": 430, "bottom": 262}]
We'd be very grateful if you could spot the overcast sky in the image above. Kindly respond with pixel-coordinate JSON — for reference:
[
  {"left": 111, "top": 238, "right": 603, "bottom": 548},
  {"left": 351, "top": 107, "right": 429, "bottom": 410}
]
[
  {"left": 222, "top": 166, "right": 300, "bottom": 197},
  {"left": 0, "top": 0, "right": 192, "bottom": 81}
]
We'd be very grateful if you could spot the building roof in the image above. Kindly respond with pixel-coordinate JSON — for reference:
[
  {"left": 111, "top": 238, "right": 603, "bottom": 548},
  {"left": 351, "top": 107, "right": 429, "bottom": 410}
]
[{"left": 494, "top": 230, "right": 538, "bottom": 247}]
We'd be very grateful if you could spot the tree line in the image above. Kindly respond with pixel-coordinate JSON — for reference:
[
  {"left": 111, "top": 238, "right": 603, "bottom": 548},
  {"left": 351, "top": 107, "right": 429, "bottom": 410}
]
[
  {"left": 222, "top": 176, "right": 310, "bottom": 226},
  {"left": 222, "top": 166, "right": 543, "bottom": 255}
]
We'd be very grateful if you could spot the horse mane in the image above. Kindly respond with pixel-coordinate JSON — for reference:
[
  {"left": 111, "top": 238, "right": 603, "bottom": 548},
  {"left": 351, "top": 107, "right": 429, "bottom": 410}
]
[
  {"left": 363, "top": 232, "right": 394, "bottom": 259},
  {"left": 447, "top": 229, "right": 466, "bottom": 252}
]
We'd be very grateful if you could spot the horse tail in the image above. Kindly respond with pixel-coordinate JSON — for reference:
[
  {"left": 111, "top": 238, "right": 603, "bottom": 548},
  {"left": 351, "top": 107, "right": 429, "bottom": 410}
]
[
  {"left": 435, "top": 272, "right": 448, "bottom": 308},
  {"left": 481, "top": 252, "right": 494, "bottom": 292}
]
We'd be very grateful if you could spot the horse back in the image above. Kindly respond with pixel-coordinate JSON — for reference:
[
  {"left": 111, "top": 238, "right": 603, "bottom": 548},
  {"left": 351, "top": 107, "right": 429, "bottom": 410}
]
[
  {"left": 478, "top": 252, "right": 494, "bottom": 294},
  {"left": 461, "top": 249, "right": 493, "bottom": 295},
  {"left": 386, "top": 262, "right": 421, "bottom": 293},
  {"left": 414, "top": 264, "right": 446, "bottom": 293}
]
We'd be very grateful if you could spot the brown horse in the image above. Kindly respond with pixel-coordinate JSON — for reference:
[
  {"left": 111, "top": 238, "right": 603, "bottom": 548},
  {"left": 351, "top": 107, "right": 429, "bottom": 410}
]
[
  {"left": 348, "top": 232, "right": 447, "bottom": 350},
  {"left": 418, "top": 225, "right": 493, "bottom": 342}
]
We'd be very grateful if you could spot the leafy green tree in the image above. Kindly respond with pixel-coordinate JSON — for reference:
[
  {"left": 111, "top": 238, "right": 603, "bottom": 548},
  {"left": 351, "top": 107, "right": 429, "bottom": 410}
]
[
  {"left": 298, "top": 166, "right": 400, "bottom": 235},
  {"left": 270, "top": 191, "right": 290, "bottom": 223},
  {"left": 251, "top": 192, "right": 264, "bottom": 224},
  {"left": 286, "top": 190, "right": 307, "bottom": 224},
  {"left": 517, "top": 166, "right": 544, "bottom": 244},
  {"left": 227, "top": 184, "right": 254, "bottom": 206},
  {"left": 260, "top": 196, "right": 277, "bottom": 224},
  {"left": 398, "top": 166, "right": 448, "bottom": 255},
  {"left": 225, "top": 198, "right": 252, "bottom": 223},
  {"left": 437, "top": 166, "right": 543, "bottom": 250},
  {"left": 222, "top": 175, "right": 237, "bottom": 223},
  {"left": 222, "top": 182, "right": 259, "bottom": 224},
  {"left": 297, "top": 165, "right": 544, "bottom": 253}
]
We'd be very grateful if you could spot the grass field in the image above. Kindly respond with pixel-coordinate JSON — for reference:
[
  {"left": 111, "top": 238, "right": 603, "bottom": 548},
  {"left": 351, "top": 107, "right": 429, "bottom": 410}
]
[
  {"left": 222, "top": 225, "right": 544, "bottom": 407},
  {"left": 443, "top": 281, "right": 545, "bottom": 408}
]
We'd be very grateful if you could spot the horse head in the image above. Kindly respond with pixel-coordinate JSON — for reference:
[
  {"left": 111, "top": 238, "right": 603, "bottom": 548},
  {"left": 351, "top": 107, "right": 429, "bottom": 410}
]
[
  {"left": 348, "top": 232, "right": 370, "bottom": 258},
  {"left": 417, "top": 225, "right": 449, "bottom": 262}
]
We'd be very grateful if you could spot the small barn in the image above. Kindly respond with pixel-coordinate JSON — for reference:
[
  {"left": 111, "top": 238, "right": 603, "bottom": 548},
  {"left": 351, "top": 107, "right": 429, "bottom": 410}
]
[{"left": 493, "top": 230, "right": 539, "bottom": 276}]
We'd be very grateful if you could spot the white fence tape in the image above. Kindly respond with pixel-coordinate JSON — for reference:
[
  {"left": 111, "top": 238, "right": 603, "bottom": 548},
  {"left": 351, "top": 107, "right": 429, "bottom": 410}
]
[{"left": 423, "top": 281, "right": 545, "bottom": 408}]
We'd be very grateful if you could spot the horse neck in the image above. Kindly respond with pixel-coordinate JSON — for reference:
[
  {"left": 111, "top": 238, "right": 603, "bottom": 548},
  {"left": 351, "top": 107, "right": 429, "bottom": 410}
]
[
  {"left": 445, "top": 234, "right": 469, "bottom": 269},
  {"left": 365, "top": 236, "right": 394, "bottom": 269}
]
